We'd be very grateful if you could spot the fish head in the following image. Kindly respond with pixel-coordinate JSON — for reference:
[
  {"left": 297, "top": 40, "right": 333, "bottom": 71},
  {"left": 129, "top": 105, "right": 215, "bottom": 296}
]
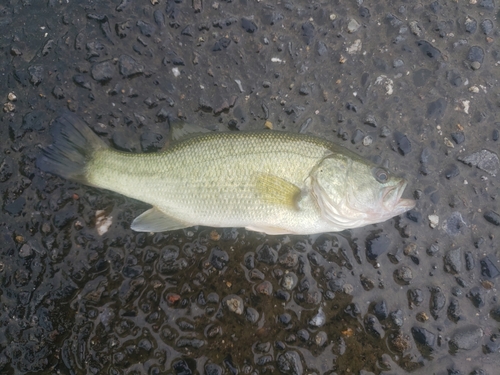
[{"left": 310, "top": 154, "right": 416, "bottom": 229}]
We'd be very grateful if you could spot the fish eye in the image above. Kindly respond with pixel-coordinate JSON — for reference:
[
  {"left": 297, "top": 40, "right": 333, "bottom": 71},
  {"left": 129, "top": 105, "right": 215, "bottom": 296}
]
[{"left": 373, "top": 167, "right": 389, "bottom": 183}]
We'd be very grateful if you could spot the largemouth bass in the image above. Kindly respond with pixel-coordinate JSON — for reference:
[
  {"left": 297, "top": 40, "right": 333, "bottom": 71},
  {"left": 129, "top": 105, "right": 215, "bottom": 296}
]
[{"left": 37, "top": 113, "right": 415, "bottom": 235}]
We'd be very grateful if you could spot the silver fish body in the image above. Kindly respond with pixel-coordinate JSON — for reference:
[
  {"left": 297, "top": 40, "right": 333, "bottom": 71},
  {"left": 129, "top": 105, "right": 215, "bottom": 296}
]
[{"left": 38, "top": 113, "right": 415, "bottom": 235}]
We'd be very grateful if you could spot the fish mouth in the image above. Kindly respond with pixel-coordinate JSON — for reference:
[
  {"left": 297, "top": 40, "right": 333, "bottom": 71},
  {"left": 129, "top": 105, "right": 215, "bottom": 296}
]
[{"left": 383, "top": 179, "right": 416, "bottom": 213}]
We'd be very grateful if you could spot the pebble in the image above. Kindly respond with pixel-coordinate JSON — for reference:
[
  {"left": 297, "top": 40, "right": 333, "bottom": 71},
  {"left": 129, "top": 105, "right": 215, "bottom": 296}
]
[
  {"left": 276, "top": 351, "right": 303, "bottom": 375},
  {"left": 317, "top": 41, "right": 327, "bottom": 56},
  {"left": 464, "top": 16, "right": 477, "bottom": 33},
  {"left": 430, "top": 287, "right": 446, "bottom": 319},
  {"left": 480, "top": 255, "right": 500, "bottom": 278},
  {"left": 91, "top": 60, "right": 115, "bottom": 82},
  {"left": 426, "top": 98, "right": 447, "bottom": 119},
  {"left": 467, "top": 286, "right": 485, "bottom": 308},
  {"left": 364, "top": 314, "right": 385, "bottom": 338},
  {"left": 73, "top": 74, "right": 92, "bottom": 90},
  {"left": 18, "top": 243, "right": 33, "bottom": 258},
  {"left": 393, "top": 58, "right": 404, "bottom": 68},
  {"left": 480, "top": 19, "right": 494, "bottom": 35},
  {"left": 407, "top": 288, "right": 424, "bottom": 307},
  {"left": 417, "top": 40, "right": 441, "bottom": 59},
  {"left": 490, "top": 306, "right": 500, "bottom": 322},
  {"left": 301, "top": 21, "right": 314, "bottom": 45},
  {"left": 451, "top": 131, "right": 465, "bottom": 144},
  {"left": 28, "top": 65, "right": 44, "bottom": 86},
  {"left": 447, "top": 298, "right": 462, "bottom": 322},
  {"left": 390, "top": 309, "right": 404, "bottom": 327},
  {"left": 467, "top": 46, "right": 484, "bottom": 64},
  {"left": 411, "top": 326, "right": 435, "bottom": 348},
  {"left": 465, "top": 251, "right": 475, "bottom": 271},
  {"left": 209, "top": 247, "right": 229, "bottom": 270},
  {"left": 309, "top": 308, "right": 326, "bottom": 327},
  {"left": 483, "top": 210, "right": 500, "bottom": 226},
  {"left": 458, "top": 149, "right": 499, "bottom": 176},
  {"left": 444, "top": 248, "right": 462, "bottom": 274},
  {"left": 137, "top": 20, "right": 155, "bottom": 37},
  {"left": 205, "top": 363, "right": 223, "bottom": 375},
  {"left": 393, "top": 266, "right": 413, "bottom": 285},
  {"left": 0, "top": 157, "right": 13, "bottom": 182},
  {"left": 428, "top": 215, "right": 439, "bottom": 229},
  {"left": 365, "top": 233, "right": 391, "bottom": 260},
  {"left": 224, "top": 295, "right": 244, "bottom": 315},
  {"left": 364, "top": 114, "right": 378, "bottom": 127},
  {"left": 314, "top": 331, "right": 327, "bottom": 346},
  {"left": 371, "top": 300, "right": 388, "bottom": 320},
  {"left": 279, "top": 313, "right": 292, "bottom": 325},
  {"left": 394, "top": 131, "right": 411, "bottom": 155},
  {"left": 347, "top": 18, "right": 361, "bottom": 33},
  {"left": 118, "top": 54, "right": 144, "bottom": 77},
  {"left": 140, "top": 132, "right": 165, "bottom": 152},
  {"left": 449, "top": 325, "right": 483, "bottom": 351},
  {"left": 256, "top": 281, "right": 273, "bottom": 296},
  {"left": 256, "top": 244, "right": 278, "bottom": 264},
  {"left": 444, "top": 164, "right": 460, "bottom": 179},
  {"left": 241, "top": 17, "right": 258, "bottom": 33},
  {"left": 281, "top": 273, "right": 298, "bottom": 290},
  {"left": 362, "top": 136, "right": 373, "bottom": 146}
]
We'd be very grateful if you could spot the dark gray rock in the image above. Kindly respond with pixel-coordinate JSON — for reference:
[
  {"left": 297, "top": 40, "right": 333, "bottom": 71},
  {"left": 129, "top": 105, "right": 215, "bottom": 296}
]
[
  {"left": 444, "top": 248, "right": 463, "bottom": 274},
  {"left": 430, "top": 287, "right": 446, "bottom": 319},
  {"left": 209, "top": 247, "right": 229, "bottom": 270},
  {"left": 490, "top": 306, "right": 500, "bottom": 322},
  {"left": 411, "top": 326, "right": 435, "bottom": 348},
  {"left": 408, "top": 288, "right": 424, "bottom": 307},
  {"left": 28, "top": 65, "right": 44, "bottom": 85},
  {"left": 449, "top": 325, "right": 483, "bottom": 351},
  {"left": 277, "top": 350, "right": 303, "bottom": 375},
  {"left": 426, "top": 98, "right": 447, "bottom": 119},
  {"left": 417, "top": 40, "right": 441, "bottom": 59},
  {"left": 467, "top": 46, "right": 485, "bottom": 63},
  {"left": 140, "top": 132, "right": 165, "bottom": 152},
  {"left": 205, "top": 363, "right": 223, "bottom": 375},
  {"left": 137, "top": 20, "right": 155, "bottom": 37},
  {"left": 464, "top": 16, "right": 477, "bottom": 33},
  {"left": 118, "top": 54, "right": 144, "bottom": 77},
  {"left": 448, "top": 298, "right": 462, "bottom": 322},
  {"left": 467, "top": 286, "right": 485, "bottom": 308},
  {"left": 480, "top": 19, "right": 494, "bottom": 34},
  {"left": 483, "top": 210, "right": 500, "bottom": 226},
  {"left": 458, "top": 149, "right": 499, "bottom": 176},
  {"left": 91, "top": 60, "right": 114, "bottom": 82},
  {"left": 394, "top": 266, "right": 413, "bottom": 285},
  {"left": 241, "top": 17, "right": 258, "bottom": 33},
  {"left": 256, "top": 244, "right": 278, "bottom": 265},
  {"left": 480, "top": 256, "right": 500, "bottom": 278}
]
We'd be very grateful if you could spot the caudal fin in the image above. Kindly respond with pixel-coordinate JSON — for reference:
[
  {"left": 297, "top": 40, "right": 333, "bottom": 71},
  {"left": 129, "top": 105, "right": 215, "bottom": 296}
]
[{"left": 37, "top": 112, "right": 107, "bottom": 185}]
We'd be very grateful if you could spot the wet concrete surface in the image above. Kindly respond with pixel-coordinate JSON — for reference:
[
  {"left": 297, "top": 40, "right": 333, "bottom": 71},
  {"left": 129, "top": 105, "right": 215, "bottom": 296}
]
[{"left": 1, "top": 0, "right": 500, "bottom": 374}]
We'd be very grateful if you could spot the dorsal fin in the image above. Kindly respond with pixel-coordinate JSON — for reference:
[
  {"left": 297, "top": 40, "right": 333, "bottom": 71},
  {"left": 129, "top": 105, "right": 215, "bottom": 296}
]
[{"left": 169, "top": 120, "right": 210, "bottom": 142}]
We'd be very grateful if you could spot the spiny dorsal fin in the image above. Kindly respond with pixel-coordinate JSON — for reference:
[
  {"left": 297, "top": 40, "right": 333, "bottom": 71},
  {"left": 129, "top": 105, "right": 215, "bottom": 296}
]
[
  {"left": 169, "top": 120, "right": 210, "bottom": 142},
  {"left": 255, "top": 173, "right": 302, "bottom": 210}
]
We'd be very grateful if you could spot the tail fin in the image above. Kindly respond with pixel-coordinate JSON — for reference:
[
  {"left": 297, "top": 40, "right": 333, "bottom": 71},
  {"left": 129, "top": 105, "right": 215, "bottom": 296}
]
[{"left": 37, "top": 112, "right": 108, "bottom": 185}]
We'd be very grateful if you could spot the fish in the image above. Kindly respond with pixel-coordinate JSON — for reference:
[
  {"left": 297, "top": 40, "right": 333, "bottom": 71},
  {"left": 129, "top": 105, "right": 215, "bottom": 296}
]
[{"left": 37, "top": 112, "right": 416, "bottom": 235}]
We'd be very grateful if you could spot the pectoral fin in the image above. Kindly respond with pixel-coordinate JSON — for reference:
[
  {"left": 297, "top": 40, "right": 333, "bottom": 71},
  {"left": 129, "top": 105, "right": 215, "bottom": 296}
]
[
  {"left": 255, "top": 173, "right": 302, "bottom": 210},
  {"left": 131, "top": 207, "right": 189, "bottom": 232}
]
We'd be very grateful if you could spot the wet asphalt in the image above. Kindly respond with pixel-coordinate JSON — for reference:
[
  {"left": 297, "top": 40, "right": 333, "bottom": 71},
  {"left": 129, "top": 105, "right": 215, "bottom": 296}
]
[{"left": 1, "top": 0, "right": 500, "bottom": 374}]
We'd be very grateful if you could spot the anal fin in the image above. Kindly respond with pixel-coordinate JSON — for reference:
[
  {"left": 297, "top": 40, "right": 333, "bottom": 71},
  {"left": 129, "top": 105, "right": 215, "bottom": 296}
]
[
  {"left": 245, "top": 225, "right": 296, "bottom": 235},
  {"left": 131, "top": 207, "right": 189, "bottom": 232}
]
